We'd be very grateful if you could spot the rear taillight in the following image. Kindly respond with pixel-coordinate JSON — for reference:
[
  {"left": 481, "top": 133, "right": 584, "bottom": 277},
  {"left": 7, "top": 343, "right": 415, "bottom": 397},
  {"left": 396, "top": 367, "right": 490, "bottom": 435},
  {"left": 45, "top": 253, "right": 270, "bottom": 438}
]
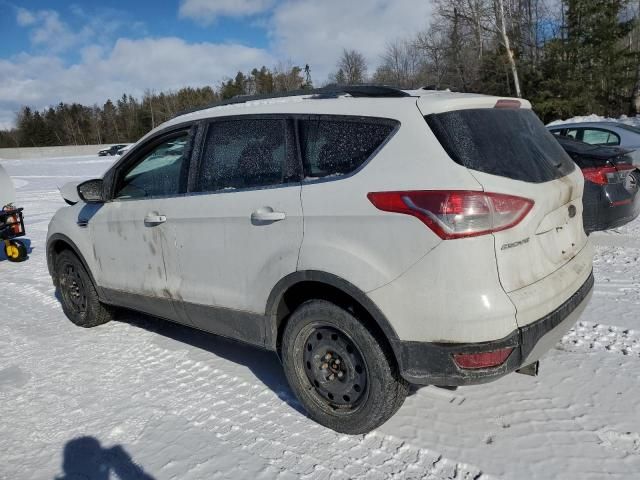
[
  {"left": 453, "top": 348, "right": 513, "bottom": 369},
  {"left": 367, "top": 190, "right": 533, "bottom": 239},
  {"left": 582, "top": 165, "right": 634, "bottom": 185}
]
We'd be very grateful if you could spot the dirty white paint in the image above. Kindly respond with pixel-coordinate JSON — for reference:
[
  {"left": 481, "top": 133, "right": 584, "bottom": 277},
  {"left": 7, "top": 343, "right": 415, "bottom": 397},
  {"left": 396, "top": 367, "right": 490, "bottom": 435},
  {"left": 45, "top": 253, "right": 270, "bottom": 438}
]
[{"left": 1, "top": 155, "right": 640, "bottom": 479}]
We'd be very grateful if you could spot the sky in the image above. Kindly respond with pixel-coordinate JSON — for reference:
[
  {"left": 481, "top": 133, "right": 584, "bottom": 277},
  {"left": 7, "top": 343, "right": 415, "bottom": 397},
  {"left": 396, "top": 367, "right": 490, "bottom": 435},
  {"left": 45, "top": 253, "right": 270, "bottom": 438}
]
[{"left": 0, "top": 0, "right": 433, "bottom": 129}]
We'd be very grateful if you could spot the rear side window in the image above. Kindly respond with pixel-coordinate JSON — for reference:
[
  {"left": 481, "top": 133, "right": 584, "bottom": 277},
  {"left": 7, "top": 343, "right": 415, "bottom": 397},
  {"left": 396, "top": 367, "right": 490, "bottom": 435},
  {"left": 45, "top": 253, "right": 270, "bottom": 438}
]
[
  {"left": 196, "top": 119, "right": 290, "bottom": 192},
  {"left": 299, "top": 118, "right": 397, "bottom": 180},
  {"left": 425, "top": 109, "right": 575, "bottom": 183},
  {"left": 581, "top": 128, "right": 620, "bottom": 146}
]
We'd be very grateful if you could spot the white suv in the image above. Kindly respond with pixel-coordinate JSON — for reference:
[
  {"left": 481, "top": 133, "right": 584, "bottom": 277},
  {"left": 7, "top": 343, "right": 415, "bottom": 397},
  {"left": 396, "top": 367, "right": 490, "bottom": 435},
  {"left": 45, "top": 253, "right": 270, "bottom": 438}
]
[{"left": 47, "top": 86, "right": 594, "bottom": 434}]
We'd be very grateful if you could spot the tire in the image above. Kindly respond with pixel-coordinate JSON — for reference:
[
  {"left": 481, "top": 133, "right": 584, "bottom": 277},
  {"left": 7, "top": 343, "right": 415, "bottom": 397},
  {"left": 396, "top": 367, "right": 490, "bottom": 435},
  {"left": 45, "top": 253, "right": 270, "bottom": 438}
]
[
  {"left": 55, "top": 250, "right": 114, "bottom": 327},
  {"left": 281, "top": 300, "right": 409, "bottom": 434},
  {"left": 4, "top": 240, "right": 28, "bottom": 262}
]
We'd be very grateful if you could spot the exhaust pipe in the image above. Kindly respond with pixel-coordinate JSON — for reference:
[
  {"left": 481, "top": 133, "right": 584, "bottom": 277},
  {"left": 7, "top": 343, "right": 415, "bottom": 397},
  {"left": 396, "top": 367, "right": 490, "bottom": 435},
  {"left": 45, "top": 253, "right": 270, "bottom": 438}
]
[{"left": 516, "top": 361, "right": 539, "bottom": 377}]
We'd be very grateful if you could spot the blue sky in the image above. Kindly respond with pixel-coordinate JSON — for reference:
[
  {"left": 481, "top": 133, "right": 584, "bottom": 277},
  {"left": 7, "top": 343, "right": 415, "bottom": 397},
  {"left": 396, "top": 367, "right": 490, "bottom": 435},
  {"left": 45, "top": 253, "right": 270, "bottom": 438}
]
[{"left": 0, "top": 0, "right": 432, "bottom": 128}]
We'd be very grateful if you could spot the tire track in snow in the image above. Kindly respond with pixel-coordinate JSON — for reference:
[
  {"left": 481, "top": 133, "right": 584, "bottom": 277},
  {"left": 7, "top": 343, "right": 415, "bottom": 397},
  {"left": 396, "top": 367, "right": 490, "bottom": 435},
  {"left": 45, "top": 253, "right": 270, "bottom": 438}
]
[
  {"left": 131, "top": 340, "right": 492, "bottom": 480},
  {"left": 559, "top": 321, "right": 640, "bottom": 357},
  {"left": 0, "top": 281, "right": 491, "bottom": 479}
]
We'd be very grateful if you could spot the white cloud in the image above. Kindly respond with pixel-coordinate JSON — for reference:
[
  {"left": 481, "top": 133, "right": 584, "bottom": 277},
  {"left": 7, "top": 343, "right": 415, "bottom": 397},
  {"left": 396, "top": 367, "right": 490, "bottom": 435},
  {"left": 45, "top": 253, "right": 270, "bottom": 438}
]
[
  {"left": 179, "top": 0, "right": 274, "bottom": 24},
  {"left": 268, "top": 0, "right": 432, "bottom": 82},
  {"left": 15, "top": 7, "right": 135, "bottom": 54},
  {"left": 0, "top": 38, "right": 274, "bottom": 128},
  {"left": 16, "top": 8, "right": 36, "bottom": 26},
  {"left": 2, "top": 1, "right": 436, "bottom": 128}
]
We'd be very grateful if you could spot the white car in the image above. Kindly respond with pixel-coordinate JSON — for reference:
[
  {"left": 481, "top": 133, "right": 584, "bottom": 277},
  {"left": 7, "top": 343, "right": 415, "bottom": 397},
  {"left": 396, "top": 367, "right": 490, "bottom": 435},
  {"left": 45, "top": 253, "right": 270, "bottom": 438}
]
[
  {"left": 47, "top": 86, "right": 594, "bottom": 434},
  {"left": 116, "top": 144, "right": 133, "bottom": 155}
]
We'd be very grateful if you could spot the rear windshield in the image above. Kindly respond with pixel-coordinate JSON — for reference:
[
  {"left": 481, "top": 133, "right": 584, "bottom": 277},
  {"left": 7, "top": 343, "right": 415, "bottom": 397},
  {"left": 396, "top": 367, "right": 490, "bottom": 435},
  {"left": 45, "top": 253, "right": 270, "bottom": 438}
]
[
  {"left": 425, "top": 109, "right": 575, "bottom": 183},
  {"left": 617, "top": 123, "right": 640, "bottom": 135}
]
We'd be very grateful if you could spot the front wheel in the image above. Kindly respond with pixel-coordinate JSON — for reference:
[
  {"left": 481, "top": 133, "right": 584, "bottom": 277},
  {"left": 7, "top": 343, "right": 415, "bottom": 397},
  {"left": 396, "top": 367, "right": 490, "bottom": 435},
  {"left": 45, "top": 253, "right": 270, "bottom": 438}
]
[
  {"left": 55, "top": 250, "right": 114, "bottom": 327},
  {"left": 281, "top": 300, "right": 408, "bottom": 434}
]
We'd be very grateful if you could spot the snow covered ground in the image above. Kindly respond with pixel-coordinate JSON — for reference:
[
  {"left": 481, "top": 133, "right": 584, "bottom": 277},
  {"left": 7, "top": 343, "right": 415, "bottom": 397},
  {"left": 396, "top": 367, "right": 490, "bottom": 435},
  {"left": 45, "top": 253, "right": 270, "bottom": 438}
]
[{"left": 1, "top": 155, "right": 640, "bottom": 480}]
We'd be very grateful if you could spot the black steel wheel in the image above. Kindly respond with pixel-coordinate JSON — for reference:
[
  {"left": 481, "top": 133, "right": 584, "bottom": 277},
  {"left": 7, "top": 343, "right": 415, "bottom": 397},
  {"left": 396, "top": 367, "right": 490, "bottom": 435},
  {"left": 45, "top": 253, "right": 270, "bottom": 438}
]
[
  {"left": 282, "top": 300, "right": 408, "bottom": 434},
  {"left": 59, "top": 261, "right": 89, "bottom": 316},
  {"left": 302, "top": 325, "right": 369, "bottom": 411},
  {"left": 55, "top": 250, "right": 114, "bottom": 327}
]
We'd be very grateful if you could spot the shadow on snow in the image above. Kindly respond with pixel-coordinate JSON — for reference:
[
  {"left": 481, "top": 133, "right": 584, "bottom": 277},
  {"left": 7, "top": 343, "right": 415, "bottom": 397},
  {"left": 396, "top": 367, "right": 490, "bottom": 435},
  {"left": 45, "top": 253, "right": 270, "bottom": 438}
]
[{"left": 55, "top": 436, "right": 154, "bottom": 480}]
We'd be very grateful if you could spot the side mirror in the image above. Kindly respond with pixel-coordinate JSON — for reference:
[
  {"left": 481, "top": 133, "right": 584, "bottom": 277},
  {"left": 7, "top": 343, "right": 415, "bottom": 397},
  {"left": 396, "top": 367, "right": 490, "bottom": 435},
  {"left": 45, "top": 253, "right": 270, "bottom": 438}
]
[{"left": 77, "top": 179, "right": 106, "bottom": 204}]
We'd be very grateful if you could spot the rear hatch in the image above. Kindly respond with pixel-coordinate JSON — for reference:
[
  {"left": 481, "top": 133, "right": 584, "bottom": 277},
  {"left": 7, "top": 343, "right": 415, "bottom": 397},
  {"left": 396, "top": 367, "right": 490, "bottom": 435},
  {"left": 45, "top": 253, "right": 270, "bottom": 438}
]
[{"left": 422, "top": 100, "right": 589, "bottom": 327}]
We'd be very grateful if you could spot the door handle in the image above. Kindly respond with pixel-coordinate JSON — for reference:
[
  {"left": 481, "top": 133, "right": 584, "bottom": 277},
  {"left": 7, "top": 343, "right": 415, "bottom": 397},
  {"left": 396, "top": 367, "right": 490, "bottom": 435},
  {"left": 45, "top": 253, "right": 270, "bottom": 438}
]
[
  {"left": 144, "top": 214, "right": 167, "bottom": 226},
  {"left": 251, "top": 207, "right": 286, "bottom": 223}
]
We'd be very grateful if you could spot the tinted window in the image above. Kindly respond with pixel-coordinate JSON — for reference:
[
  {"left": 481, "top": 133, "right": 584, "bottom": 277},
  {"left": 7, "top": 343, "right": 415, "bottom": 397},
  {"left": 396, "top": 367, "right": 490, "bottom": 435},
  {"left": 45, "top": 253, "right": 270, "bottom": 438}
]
[
  {"left": 299, "top": 118, "right": 396, "bottom": 179},
  {"left": 565, "top": 128, "right": 579, "bottom": 139},
  {"left": 581, "top": 128, "right": 620, "bottom": 146},
  {"left": 116, "top": 132, "right": 190, "bottom": 199},
  {"left": 425, "top": 109, "right": 575, "bottom": 183},
  {"left": 197, "top": 119, "right": 288, "bottom": 192}
]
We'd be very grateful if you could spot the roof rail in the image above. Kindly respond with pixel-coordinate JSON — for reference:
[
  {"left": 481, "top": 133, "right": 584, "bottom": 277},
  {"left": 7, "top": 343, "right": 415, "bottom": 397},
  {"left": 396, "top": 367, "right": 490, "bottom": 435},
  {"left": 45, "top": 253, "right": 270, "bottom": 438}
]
[{"left": 175, "top": 84, "right": 410, "bottom": 118}]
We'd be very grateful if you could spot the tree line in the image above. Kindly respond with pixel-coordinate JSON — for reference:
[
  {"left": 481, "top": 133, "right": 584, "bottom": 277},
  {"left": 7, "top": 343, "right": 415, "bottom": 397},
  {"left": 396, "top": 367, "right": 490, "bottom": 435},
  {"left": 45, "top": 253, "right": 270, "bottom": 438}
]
[{"left": 2, "top": 0, "right": 639, "bottom": 148}]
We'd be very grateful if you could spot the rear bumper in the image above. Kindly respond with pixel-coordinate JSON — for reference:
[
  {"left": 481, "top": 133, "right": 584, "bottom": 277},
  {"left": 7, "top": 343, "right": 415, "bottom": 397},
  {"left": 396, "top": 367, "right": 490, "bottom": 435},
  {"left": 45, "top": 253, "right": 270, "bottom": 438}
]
[
  {"left": 583, "top": 181, "right": 640, "bottom": 233},
  {"left": 395, "top": 271, "right": 594, "bottom": 386}
]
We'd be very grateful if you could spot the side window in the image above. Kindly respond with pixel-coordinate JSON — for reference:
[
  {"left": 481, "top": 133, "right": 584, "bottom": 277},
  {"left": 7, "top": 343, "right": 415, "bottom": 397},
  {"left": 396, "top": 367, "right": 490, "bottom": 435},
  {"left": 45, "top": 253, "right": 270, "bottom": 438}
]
[
  {"left": 115, "top": 132, "right": 190, "bottom": 199},
  {"left": 581, "top": 128, "right": 620, "bottom": 146},
  {"left": 299, "top": 118, "right": 396, "bottom": 180},
  {"left": 550, "top": 129, "right": 563, "bottom": 136},
  {"left": 565, "top": 128, "right": 579, "bottom": 139},
  {"left": 197, "top": 119, "right": 288, "bottom": 192}
]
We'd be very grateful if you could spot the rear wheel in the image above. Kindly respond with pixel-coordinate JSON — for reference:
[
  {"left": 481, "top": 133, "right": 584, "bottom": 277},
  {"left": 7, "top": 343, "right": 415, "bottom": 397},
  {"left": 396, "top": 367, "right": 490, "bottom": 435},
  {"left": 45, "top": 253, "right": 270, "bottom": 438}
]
[
  {"left": 55, "top": 250, "right": 114, "bottom": 327},
  {"left": 4, "top": 240, "right": 28, "bottom": 262},
  {"left": 281, "top": 300, "right": 408, "bottom": 434}
]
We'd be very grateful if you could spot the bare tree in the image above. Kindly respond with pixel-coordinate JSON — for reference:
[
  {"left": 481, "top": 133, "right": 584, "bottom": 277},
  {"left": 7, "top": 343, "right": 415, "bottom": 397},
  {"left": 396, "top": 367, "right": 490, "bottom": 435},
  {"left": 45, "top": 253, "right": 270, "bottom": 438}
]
[
  {"left": 495, "top": 0, "right": 521, "bottom": 97},
  {"left": 337, "top": 49, "right": 368, "bottom": 84},
  {"left": 273, "top": 61, "right": 305, "bottom": 91},
  {"left": 415, "top": 27, "right": 450, "bottom": 88},
  {"left": 373, "top": 39, "right": 426, "bottom": 88}
]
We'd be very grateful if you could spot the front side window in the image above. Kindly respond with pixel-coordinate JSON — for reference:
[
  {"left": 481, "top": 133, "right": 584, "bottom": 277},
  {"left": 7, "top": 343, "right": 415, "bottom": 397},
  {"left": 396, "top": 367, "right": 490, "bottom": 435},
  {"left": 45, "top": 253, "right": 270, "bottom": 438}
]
[
  {"left": 197, "top": 119, "right": 288, "bottom": 192},
  {"left": 581, "top": 128, "right": 620, "bottom": 146},
  {"left": 299, "top": 118, "right": 397, "bottom": 180},
  {"left": 115, "top": 132, "right": 191, "bottom": 199}
]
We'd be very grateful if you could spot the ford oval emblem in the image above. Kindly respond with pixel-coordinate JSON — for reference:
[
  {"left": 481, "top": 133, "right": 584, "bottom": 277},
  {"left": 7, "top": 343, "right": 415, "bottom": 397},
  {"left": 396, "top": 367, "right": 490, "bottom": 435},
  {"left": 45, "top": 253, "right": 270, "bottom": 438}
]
[{"left": 568, "top": 205, "right": 577, "bottom": 218}]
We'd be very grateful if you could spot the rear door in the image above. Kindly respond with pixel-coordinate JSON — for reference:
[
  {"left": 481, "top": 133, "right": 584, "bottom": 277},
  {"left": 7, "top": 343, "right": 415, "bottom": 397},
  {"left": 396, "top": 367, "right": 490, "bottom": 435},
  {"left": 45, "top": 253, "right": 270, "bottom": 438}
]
[
  {"left": 424, "top": 105, "right": 589, "bottom": 326},
  {"left": 164, "top": 116, "right": 303, "bottom": 346}
]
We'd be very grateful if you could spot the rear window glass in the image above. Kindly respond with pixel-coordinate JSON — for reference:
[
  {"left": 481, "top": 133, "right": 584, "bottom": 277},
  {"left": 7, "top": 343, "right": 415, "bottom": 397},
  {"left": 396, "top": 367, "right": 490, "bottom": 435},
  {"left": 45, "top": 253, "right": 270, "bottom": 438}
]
[
  {"left": 425, "top": 109, "right": 575, "bottom": 183},
  {"left": 299, "top": 118, "right": 397, "bottom": 180},
  {"left": 617, "top": 124, "right": 640, "bottom": 134}
]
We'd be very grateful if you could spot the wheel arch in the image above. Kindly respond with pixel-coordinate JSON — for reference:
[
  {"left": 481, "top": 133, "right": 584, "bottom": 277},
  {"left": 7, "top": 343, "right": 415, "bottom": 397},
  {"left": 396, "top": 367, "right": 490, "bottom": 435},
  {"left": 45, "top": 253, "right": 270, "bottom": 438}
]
[
  {"left": 47, "top": 233, "right": 99, "bottom": 293},
  {"left": 265, "top": 270, "right": 402, "bottom": 367}
]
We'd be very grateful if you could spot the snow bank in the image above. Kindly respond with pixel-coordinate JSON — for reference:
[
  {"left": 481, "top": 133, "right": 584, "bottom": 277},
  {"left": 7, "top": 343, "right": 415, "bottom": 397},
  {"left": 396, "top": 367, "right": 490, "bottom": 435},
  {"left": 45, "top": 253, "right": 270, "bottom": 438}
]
[{"left": 547, "top": 113, "right": 640, "bottom": 127}]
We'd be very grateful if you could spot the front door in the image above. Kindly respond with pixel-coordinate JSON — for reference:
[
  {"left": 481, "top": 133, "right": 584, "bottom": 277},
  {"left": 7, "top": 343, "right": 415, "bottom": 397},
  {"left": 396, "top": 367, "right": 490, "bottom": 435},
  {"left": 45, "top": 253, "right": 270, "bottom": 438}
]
[{"left": 89, "top": 128, "right": 194, "bottom": 321}]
